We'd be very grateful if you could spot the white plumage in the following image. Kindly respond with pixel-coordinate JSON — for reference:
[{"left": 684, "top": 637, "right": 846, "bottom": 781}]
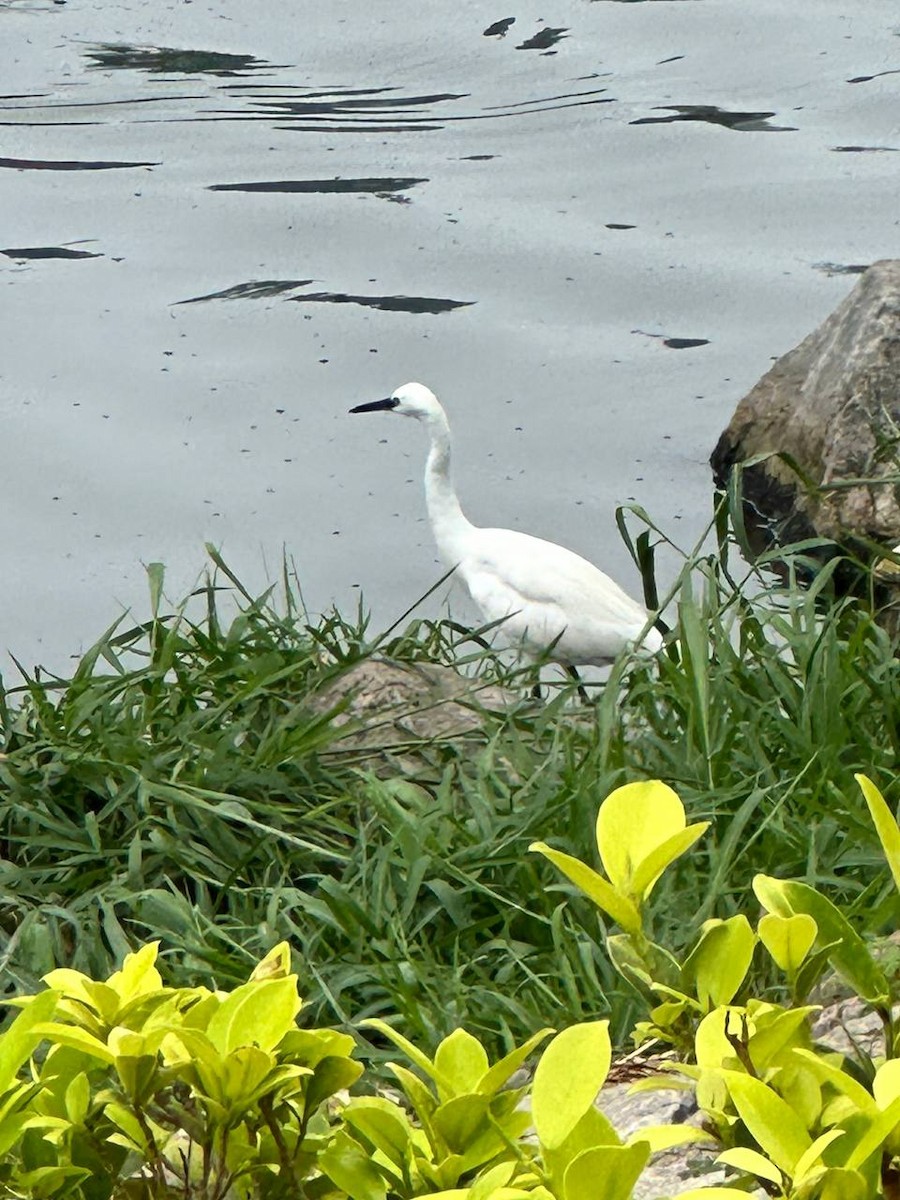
[{"left": 350, "top": 382, "right": 662, "bottom": 668}]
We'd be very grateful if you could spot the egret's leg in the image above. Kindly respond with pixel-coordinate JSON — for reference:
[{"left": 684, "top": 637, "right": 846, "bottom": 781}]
[{"left": 565, "top": 664, "right": 590, "bottom": 704}]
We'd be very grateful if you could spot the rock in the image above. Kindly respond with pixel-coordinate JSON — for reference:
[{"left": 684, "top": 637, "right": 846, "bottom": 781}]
[
  {"left": 306, "top": 658, "right": 515, "bottom": 761},
  {"left": 711, "top": 260, "right": 900, "bottom": 560}
]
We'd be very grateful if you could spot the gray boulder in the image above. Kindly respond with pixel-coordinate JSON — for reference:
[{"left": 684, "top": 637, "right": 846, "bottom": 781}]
[{"left": 711, "top": 259, "right": 900, "bottom": 557}]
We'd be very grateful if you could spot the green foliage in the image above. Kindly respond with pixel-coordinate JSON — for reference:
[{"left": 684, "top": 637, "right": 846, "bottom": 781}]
[
  {"left": 0, "top": 950, "right": 713, "bottom": 1200},
  {"left": 0, "top": 941, "right": 362, "bottom": 1199},
  {"left": 536, "top": 772, "right": 900, "bottom": 1198},
  {"left": 1, "top": 512, "right": 898, "bottom": 1057}
]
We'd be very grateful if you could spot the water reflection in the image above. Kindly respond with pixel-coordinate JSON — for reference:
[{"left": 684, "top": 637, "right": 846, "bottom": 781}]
[
  {"left": 176, "top": 282, "right": 473, "bottom": 314},
  {"left": 831, "top": 145, "right": 898, "bottom": 153},
  {"left": 290, "top": 293, "right": 473, "bottom": 314},
  {"left": 516, "top": 28, "right": 569, "bottom": 51},
  {"left": 85, "top": 45, "right": 273, "bottom": 76},
  {"left": 812, "top": 262, "right": 870, "bottom": 277},
  {"left": 632, "top": 329, "right": 710, "bottom": 349},
  {"left": 0, "top": 155, "right": 157, "bottom": 170},
  {"left": 631, "top": 105, "right": 796, "bottom": 132},
  {"left": 2, "top": 245, "right": 100, "bottom": 259},
  {"left": 207, "top": 177, "right": 427, "bottom": 197},
  {"left": 177, "top": 280, "right": 315, "bottom": 304}
]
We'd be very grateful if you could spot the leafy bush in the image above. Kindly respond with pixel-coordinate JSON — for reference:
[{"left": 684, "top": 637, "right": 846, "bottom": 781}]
[
  {"left": 534, "top": 772, "right": 900, "bottom": 1198},
  {"left": 0, "top": 942, "right": 708, "bottom": 1200}
]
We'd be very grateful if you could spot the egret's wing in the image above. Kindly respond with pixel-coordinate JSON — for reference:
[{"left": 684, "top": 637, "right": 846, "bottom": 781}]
[
  {"left": 459, "top": 528, "right": 658, "bottom": 663},
  {"left": 465, "top": 528, "right": 647, "bottom": 622}
]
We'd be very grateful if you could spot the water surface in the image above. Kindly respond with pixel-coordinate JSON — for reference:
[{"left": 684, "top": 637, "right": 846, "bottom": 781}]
[{"left": 1, "top": 0, "right": 898, "bottom": 671}]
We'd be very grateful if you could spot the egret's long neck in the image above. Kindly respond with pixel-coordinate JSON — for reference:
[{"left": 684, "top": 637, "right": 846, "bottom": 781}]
[{"left": 423, "top": 409, "right": 474, "bottom": 562}]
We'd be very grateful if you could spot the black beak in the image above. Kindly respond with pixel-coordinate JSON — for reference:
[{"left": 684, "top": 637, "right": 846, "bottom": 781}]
[{"left": 349, "top": 397, "right": 398, "bottom": 414}]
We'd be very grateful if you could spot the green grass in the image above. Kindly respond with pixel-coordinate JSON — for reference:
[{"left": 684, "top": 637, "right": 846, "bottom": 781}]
[{"left": 0, "top": 515, "right": 897, "bottom": 1054}]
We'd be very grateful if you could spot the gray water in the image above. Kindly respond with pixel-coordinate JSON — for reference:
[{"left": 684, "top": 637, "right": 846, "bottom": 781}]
[{"left": 1, "top": 0, "right": 898, "bottom": 672}]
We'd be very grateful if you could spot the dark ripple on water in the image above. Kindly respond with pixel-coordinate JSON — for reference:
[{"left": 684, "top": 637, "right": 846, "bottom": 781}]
[
  {"left": 84, "top": 44, "right": 275, "bottom": 76},
  {"left": 175, "top": 280, "right": 473, "bottom": 314},
  {"left": 631, "top": 105, "right": 797, "bottom": 132},
  {"left": 207, "top": 177, "right": 427, "bottom": 196},
  {"left": 0, "top": 40, "right": 615, "bottom": 134}
]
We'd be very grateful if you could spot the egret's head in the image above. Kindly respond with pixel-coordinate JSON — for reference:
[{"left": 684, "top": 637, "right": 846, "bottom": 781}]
[{"left": 350, "top": 381, "right": 442, "bottom": 421}]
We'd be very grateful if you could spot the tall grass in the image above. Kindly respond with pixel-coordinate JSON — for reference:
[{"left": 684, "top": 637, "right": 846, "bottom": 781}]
[{"left": 0, "top": 516, "right": 897, "bottom": 1052}]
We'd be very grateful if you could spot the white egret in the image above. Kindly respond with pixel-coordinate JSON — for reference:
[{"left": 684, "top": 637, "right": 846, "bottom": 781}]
[{"left": 350, "top": 382, "right": 663, "bottom": 679}]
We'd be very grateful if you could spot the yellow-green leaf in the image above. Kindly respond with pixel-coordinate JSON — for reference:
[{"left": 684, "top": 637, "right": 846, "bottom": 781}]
[
  {"left": 595, "top": 781, "right": 686, "bottom": 894},
  {"left": 529, "top": 844, "right": 641, "bottom": 935},
  {"left": 753, "top": 875, "right": 889, "bottom": 1005},
  {"left": 720, "top": 1069, "right": 811, "bottom": 1174},
  {"left": 433, "top": 1029, "right": 489, "bottom": 1100},
  {"left": 626, "top": 1124, "right": 714, "bottom": 1152},
  {"left": 856, "top": 774, "right": 900, "bottom": 894},
  {"left": 31, "top": 1024, "right": 115, "bottom": 1065},
  {"left": 794, "top": 1130, "right": 846, "bottom": 1181},
  {"left": 342, "top": 1097, "right": 412, "bottom": 1171},
  {"left": 0, "top": 990, "right": 57, "bottom": 1095},
  {"left": 362, "top": 1018, "right": 453, "bottom": 1097},
  {"left": 682, "top": 916, "right": 755, "bottom": 1009},
  {"left": 716, "top": 1146, "right": 783, "bottom": 1185},
  {"left": 758, "top": 913, "right": 817, "bottom": 974},
  {"left": 628, "top": 822, "right": 710, "bottom": 901},
  {"left": 874, "top": 1059, "right": 900, "bottom": 1110},
  {"left": 319, "top": 1128, "right": 387, "bottom": 1200},
  {"left": 532, "top": 1021, "right": 611, "bottom": 1150},
  {"left": 476, "top": 1028, "right": 554, "bottom": 1096},
  {"left": 563, "top": 1142, "right": 649, "bottom": 1200},
  {"left": 675, "top": 1192, "right": 758, "bottom": 1200},
  {"left": 249, "top": 942, "right": 292, "bottom": 982},
  {"left": 792, "top": 1049, "right": 876, "bottom": 1115},
  {"left": 845, "top": 1093, "right": 900, "bottom": 1170},
  {"left": 106, "top": 942, "right": 162, "bottom": 1002},
  {"left": 205, "top": 977, "right": 301, "bottom": 1055}
]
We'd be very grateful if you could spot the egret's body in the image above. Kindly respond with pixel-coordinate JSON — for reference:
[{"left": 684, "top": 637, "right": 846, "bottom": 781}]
[{"left": 350, "top": 383, "right": 662, "bottom": 667}]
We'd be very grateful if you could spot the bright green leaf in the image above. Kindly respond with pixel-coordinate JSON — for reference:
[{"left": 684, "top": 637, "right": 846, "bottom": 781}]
[
  {"left": 683, "top": 916, "right": 756, "bottom": 1008},
  {"left": 856, "top": 774, "right": 900, "bottom": 894},
  {"left": 476, "top": 1027, "right": 554, "bottom": 1096},
  {"left": 433, "top": 1029, "right": 489, "bottom": 1100},
  {"left": 205, "top": 977, "right": 301, "bottom": 1055},
  {"left": 716, "top": 1146, "right": 783, "bottom": 1185},
  {"left": 628, "top": 822, "right": 710, "bottom": 901},
  {"left": 720, "top": 1069, "right": 811, "bottom": 1174},
  {"left": 563, "top": 1142, "right": 650, "bottom": 1200},
  {"left": 529, "top": 844, "right": 642, "bottom": 935},
  {"left": 532, "top": 1021, "right": 611, "bottom": 1150},
  {"left": 753, "top": 875, "right": 890, "bottom": 1005},
  {"left": 758, "top": 913, "right": 818, "bottom": 975},
  {"left": 595, "top": 781, "right": 687, "bottom": 893}
]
